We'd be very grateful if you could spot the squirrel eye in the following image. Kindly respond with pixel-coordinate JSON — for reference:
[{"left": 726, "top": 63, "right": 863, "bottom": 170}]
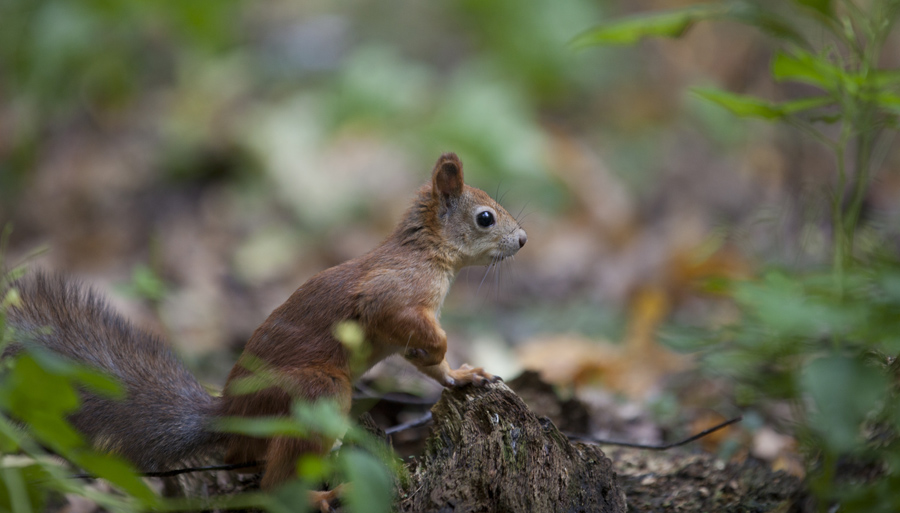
[{"left": 476, "top": 210, "right": 495, "bottom": 228}]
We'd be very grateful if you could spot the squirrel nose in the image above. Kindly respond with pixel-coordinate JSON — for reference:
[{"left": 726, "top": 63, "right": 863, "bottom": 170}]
[{"left": 517, "top": 230, "right": 527, "bottom": 248}]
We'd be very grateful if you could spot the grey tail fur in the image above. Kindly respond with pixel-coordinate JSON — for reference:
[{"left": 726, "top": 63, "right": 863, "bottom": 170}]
[{"left": 3, "top": 272, "right": 224, "bottom": 471}]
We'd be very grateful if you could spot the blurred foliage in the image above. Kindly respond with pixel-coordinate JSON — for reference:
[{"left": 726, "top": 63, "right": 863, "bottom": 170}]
[
  {"left": 0, "top": 265, "right": 397, "bottom": 513},
  {"left": 0, "top": 0, "right": 246, "bottom": 208},
  {"left": 580, "top": 0, "right": 900, "bottom": 509},
  {"left": 118, "top": 264, "right": 169, "bottom": 304},
  {"left": 0, "top": 0, "right": 242, "bottom": 114},
  {"left": 0, "top": 0, "right": 613, "bottom": 220}
]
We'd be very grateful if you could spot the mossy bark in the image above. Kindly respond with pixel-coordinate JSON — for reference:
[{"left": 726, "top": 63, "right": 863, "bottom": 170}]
[{"left": 400, "top": 382, "right": 626, "bottom": 513}]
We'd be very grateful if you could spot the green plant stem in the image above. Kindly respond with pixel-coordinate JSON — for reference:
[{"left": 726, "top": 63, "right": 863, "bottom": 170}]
[
  {"left": 830, "top": 1, "right": 865, "bottom": 57},
  {"left": 844, "top": 128, "right": 875, "bottom": 258},
  {"left": 841, "top": 0, "right": 869, "bottom": 56},
  {"left": 815, "top": 450, "right": 838, "bottom": 513},
  {"left": 836, "top": 0, "right": 894, "bottom": 270},
  {"left": 3, "top": 467, "right": 32, "bottom": 513},
  {"left": 831, "top": 122, "right": 852, "bottom": 280},
  {"left": 786, "top": 119, "right": 835, "bottom": 150}
]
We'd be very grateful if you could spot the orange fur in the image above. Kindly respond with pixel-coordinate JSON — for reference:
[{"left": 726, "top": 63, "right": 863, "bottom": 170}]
[{"left": 219, "top": 153, "right": 526, "bottom": 489}]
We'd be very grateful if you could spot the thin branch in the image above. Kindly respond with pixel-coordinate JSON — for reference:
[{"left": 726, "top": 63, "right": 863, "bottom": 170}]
[
  {"left": 71, "top": 460, "right": 262, "bottom": 480},
  {"left": 565, "top": 415, "right": 743, "bottom": 451},
  {"left": 353, "top": 383, "right": 438, "bottom": 406},
  {"left": 385, "top": 411, "right": 433, "bottom": 436}
]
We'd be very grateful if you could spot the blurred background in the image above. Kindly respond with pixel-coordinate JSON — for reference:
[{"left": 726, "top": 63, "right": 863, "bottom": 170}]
[{"left": 2, "top": 0, "right": 899, "bottom": 474}]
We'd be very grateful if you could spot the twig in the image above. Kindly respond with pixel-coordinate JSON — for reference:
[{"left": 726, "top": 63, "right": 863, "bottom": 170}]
[
  {"left": 353, "top": 383, "right": 437, "bottom": 406},
  {"left": 385, "top": 411, "right": 433, "bottom": 436},
  {"left": 70, "top": 460, "right": 262, "bottom": 480},
  {"left": 565, "top": 415, "right": 743, "bottom": 451}
]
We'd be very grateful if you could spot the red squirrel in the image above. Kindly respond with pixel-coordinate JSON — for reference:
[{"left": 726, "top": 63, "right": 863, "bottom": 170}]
[{"left": 4, "top": 153, "right": 526, "bottom": 495}]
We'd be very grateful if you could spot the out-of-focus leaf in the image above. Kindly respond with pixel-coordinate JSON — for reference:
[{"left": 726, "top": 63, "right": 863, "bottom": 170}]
[
  {"left": 874, "top": 69, "right": 900, "bottom": 87},
  {"left": 27, "top": 348, "right": 123, "bottom": 399},
  {"left": 0, "top": 465, "right": 49, "bottom": 513},
  {"left": 792, "top": 0, "right": 834, "bottom": 19},
  {"left": 73, "top": 452, "right": 157, "bottom": 505},
  {"left": 841, "top": 472, "right": 900, "bottom": 513},
  {"left": 801, "top": 355, "right": 886, "bottom": 452},
  {"left": 877, "top": 92, "right": 900, "bottom": 112},
  {"left": 71, "top": 367, "right": 123, "bottom": 399},
  {"left": 292, "top": 401, "right": 349, "bottom": 439},
  {"left": 780, "top": 95, "right": 835, "bottom": 113},
  {"left": 297, "top": 454, "right": 331, "bottom": 482},
  {"left": 341, "top": 449, "right": 393, "bottom": 513},
  {"left": 120, "top": 264, "right": 168, "bottom": 303},
  {"left": 215, "top": 416, "right": 308, "bottom": 438},
  {"left": 459, "top": 0, "right": 603, "bottom": 98},
  {"left": 270, "top": 481, "right": 315, "bottom": 513},
  {"left": 880, "top": 271, "right": 900, "bottom": 303},
  {"left": 771, "top": 50, "right": 843, "bottom": 91},
  {"left": 693, "top": 88, "right": 832, "bottom": 119},
  {"left": 772, "top": 52, "right": 832, "bottom": 89},
  {"left": 427, "top": 67, "right": 550, "bottom": 181},
  {"left": 733, "top": 274, "right": 866, "bottom": 339},
  {"left": 0, "top": 418, "right": 20, "bottom": 453},
  {"left": 1, "top": 355, "right": 84, "bottom": 451},
  {"left": 570, "top": 5, "right": 726, "bottom": 48},
  {"left": 692, "top": 88, "right": 784, "bottom": 119}
]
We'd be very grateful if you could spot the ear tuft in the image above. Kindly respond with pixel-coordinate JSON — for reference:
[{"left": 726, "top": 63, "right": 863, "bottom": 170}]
[{"left": 432, "top": 153, "right": 464, "bottom": 206}]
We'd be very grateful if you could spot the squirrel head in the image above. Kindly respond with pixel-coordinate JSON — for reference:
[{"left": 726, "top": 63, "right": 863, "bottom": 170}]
[{"left": 429, "top": 153, "right": 527, "bottom": 269}]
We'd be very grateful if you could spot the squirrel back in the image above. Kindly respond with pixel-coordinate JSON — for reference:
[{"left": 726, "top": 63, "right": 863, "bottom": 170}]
[{"left": 3, "top": 273, "right": 221, "bottom": 471}]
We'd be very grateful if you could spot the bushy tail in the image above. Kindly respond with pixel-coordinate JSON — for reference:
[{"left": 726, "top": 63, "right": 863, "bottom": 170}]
[{"left": 4, "top": 273, "right": 222, "bottom": 471}]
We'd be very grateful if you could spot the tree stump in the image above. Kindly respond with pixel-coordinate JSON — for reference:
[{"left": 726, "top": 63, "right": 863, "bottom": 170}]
[{"left": 400, "top": 382, "right": 626, "bottom": 513}]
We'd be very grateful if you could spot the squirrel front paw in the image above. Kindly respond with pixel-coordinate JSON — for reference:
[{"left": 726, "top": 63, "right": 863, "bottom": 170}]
[{"left": 443, "top": 363, "right": 501, "bottom": 388}]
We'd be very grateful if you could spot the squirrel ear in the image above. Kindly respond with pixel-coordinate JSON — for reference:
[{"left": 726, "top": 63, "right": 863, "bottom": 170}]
[{"left": 432, "top": 153, "right": 464, "bottom": 208}]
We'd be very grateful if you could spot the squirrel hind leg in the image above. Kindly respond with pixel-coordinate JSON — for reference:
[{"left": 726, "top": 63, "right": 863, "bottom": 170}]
[
  {"left": 308, "top": 483, "right": 347, "bottom": 513},
  {"left": 223, "top": 437, "right": 267, "bottom": 473},
  {"left": 260, "top": 436, "right": 334, "bottom": 490},
  {"left": 259, "top": 367, "right": 352, "bottom": 491}
]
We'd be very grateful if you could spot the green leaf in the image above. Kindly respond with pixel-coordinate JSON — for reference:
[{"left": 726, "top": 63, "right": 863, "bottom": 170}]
[
  {"left": 575, "top": 4, "right": 806, "bottom": 49},
  {"left": 269, "top": 481, "right": 316, "bottom": 513},
  {"left": 693, "top": 87, "right": 832, "bottom": 120},
  {"left": 0, "top": 355, "right": 85, "bottom": 452},
  {"left": 801, "top": 355, "right": 887, "bottom": 452},
  {"left": 692, "top": 88, "right": 784, "bottom": 119},
  {"left": 780, "top": 95, "right": 834, "bottom": 113},
  {"left": 874, "top": 69, "right": 900, "bottom": 88},
  {"left": 297, "top": 453, "right": 332, "bottom": 482},
  {"left": 732, "top": 273, "right": 866, "bottom": 339},
  {"left": 0, "top": 465, "right": 49, "bottom": 513},
  {"left": 0, "top": 423, "right": 20, "bottom": 453},
  {"left": 791, "top": 0, "right": 833, "bottom": 19},
  {"left": 877, "top": 92, "right": 900, "bottom": 112},
  {"left": 71, "top": 367, "right": 123, "bottom": 399},
  {"left": 570, "top": 5, "right": 726, "bottom": 48},
  {"left": 72, "top": 451, "right": 158, "bottom": 505},
  {"left": 27, "top": 348, "right": 123, "bottom": 399},
  {"left": 215, "top": 416, "right": 308, "bottom": 438},
  {"left": 292, "top": 401, "right": 349, "bottom": 440},
  {"left": 340, "top": 449, "right": 393, "bottom": 513},
  {"left": 121, "top": 264, "right": 167, "bottom": 302},
  {"left": 771, "top": 50, "right": 843, "bottom": 91}
]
